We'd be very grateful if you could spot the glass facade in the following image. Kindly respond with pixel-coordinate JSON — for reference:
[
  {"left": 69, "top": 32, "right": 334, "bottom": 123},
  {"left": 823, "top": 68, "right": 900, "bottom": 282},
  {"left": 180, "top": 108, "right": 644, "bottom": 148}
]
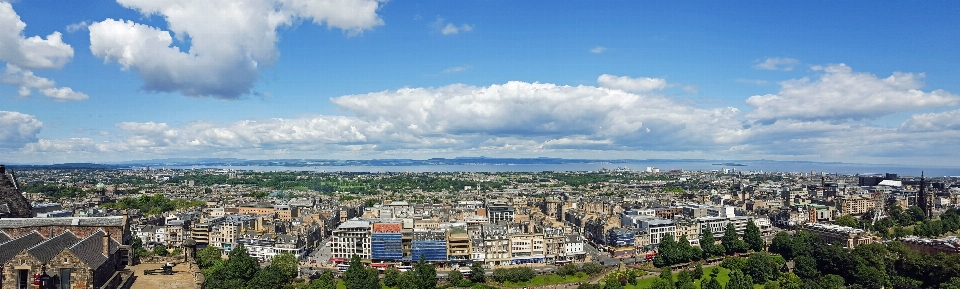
[{"left": 371, "top": 233, "right": 403, "bottom": 260}]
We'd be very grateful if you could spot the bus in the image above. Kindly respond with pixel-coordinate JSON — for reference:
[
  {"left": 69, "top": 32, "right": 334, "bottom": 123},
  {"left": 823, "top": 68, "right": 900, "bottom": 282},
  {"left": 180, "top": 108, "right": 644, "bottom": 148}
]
[
  {"left": 397, "top": 265, "right": 413, "bottom": 272},
  {"left": 337, "top": 264, "right": 350, "bottom": 272}
]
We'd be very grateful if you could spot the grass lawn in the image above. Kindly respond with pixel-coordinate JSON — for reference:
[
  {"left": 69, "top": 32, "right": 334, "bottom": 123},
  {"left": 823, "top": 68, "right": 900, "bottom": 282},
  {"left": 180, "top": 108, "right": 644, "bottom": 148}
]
[
  {"left": 627, "top": 267, "right": 763, "bottom": 289},
  {"left": 501, "top": 274, "right": 589, "bottom": 287}
]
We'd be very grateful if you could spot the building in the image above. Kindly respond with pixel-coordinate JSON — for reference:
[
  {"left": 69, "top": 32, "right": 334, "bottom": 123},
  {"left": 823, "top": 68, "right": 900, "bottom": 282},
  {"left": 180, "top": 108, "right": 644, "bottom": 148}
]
[
  {"left": 801, "top": 223, "right": 874, "bottom": 248},
  {"left": 0, "top": 216, "right": 131, "bottom": 289},
  {"left": 412, "top": 230, "right": 446, "bottom": 262},
  {"left": 330, "top": 219, "right": 371, "bottom": 262},
  {"left": 0, "top": 165, "right": 32, "bottom": 218},
  {"left": 837, "top": 195, "right": 876, "bottom": 216},
  {"left": 371, "top": 222, "right": 403, "bottom": 262},
  {"left": 900, "top": 236, "right": 960, "bottom": 255},
  {"left": 487, "top": 203, "right": 515, "bottom": 225},
  {"left": 446, "top": 226, "right": 471, "bottom": 266}
]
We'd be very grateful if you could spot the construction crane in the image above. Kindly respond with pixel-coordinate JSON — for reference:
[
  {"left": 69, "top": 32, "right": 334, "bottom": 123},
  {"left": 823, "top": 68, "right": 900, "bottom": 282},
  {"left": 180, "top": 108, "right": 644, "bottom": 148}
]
[{"left": 871, "top": 190, "right": 888, "bottom": 225}]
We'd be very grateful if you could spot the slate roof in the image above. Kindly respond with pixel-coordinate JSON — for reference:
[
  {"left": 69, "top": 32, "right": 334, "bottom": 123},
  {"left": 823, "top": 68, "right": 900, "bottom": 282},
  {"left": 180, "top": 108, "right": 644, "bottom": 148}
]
[
  {"left": 0, "top": 216, "right": 124, "bottom": 228},
  {"left": 27, "top": 230, "right": 80, "bottom": 263},
  {"left": 0, "top": 231, "right": 45, "bottom": 263},
  {"left": 0, "top": 231, "right": 10, "bottom": 243},
  {"left": 68, "top": 230, "right": 108, "bottom": 268}
]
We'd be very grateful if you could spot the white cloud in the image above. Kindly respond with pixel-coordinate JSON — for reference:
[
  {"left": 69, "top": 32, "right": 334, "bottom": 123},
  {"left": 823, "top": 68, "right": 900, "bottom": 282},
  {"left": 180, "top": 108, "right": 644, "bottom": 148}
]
[
  {"left": 597, "top": 74, "right": 669, "bottom": 93},
  {"left": 746, "top": 64, "right": 959, "bottom": 122},
  {"left": 0, "top": 2, "right": 74, "bottom": 70},
  {"left": 442, "top": 65, "right": 470, "bottom": 73},
  {"left": 332, "top": 80, "right": 741, "bottom": 150},
  {"left": 66, "top": 21, "right": 90, "bottom": 33},
  {"left": 0, "top": 3, "right": 86, "bottom": 101},
  {"left": 590, "top": 46, "right": 606, "bottom": 54},
  {"left": 431, "top": 17, "right": 473, "bottom": 35},
  {"left": 88, "top": 0, "right": 385, "bottom": 99},
  {"left": 752, "top": 57, "right": 799, "bottom": 71},
  {"left": 900, "top": 109, "right": 960, "bottom": 132},
  {"left": 0, "top": 64, "right": 88, "bottom": 101},
  {"left": 0, "top": 110, "right": 42, "bottom": 149}
]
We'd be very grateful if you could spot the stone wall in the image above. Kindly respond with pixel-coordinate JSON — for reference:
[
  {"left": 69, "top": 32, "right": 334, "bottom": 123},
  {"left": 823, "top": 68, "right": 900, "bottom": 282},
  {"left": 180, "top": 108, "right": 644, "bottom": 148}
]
[{"left": 0, "top": 165, "right": 32, "bottom": 218}]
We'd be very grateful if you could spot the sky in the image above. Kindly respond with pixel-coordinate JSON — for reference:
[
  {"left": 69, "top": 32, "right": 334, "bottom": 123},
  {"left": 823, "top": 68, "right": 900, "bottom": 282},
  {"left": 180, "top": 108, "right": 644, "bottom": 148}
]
[{"left": 2, "top": 0, "right": 960, "bottom": 165}]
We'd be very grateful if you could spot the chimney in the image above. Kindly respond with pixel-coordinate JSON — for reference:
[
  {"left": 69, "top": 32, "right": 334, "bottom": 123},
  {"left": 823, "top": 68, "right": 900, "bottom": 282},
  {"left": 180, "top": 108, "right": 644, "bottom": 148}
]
[{"left": 102, "top": 232, "right": 111, "bottom": 257}]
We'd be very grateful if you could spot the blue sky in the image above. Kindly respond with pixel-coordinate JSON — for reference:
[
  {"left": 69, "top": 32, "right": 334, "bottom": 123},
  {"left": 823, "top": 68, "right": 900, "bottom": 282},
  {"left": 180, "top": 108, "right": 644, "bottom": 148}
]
[{"left": 2, "top": 0, "right": 960, "bottom": 165}]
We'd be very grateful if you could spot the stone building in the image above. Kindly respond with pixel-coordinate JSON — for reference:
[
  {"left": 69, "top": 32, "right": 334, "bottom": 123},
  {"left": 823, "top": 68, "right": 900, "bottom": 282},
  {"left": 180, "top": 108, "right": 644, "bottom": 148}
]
[
  {"left": 0, "top": 216, "right": 130, "bottom": 289},
  {"left": 0, "top": 165, "right": 32, "bottom": 218}
]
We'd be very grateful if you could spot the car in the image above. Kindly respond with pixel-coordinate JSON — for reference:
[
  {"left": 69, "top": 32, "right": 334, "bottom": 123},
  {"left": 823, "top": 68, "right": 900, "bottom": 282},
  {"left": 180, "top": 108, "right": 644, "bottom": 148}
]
[{"left": 310, "top": 260, "right": 316, "bottom": 264}]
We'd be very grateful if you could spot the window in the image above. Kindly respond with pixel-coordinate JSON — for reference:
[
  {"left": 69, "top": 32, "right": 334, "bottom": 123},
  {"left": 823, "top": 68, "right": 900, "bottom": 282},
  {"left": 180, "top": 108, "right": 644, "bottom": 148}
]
[
  {"left": 18, "top": 269, "right": 29, "bottom": 289},
  {"left": 60, "top": 269, "right": 71, "bottom": 289}
]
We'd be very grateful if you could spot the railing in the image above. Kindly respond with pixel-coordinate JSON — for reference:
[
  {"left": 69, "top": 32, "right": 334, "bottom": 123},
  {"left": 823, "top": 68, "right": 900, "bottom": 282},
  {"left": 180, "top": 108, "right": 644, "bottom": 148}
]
[{"left": 99, "top": 270, "right": 135, "bottom": 289}]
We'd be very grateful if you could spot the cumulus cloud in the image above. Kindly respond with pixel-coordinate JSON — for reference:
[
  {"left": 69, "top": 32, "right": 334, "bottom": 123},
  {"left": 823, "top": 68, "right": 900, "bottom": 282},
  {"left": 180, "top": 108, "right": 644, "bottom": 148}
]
[
  {"left": 0, "top": 110, "right": 42, "bottom": 149},
  {"left": 0, "top": 2, "right": 74, "bottom": 70},
  {"left": 597, "top": 74, "right": 669, "bottom": 93},
  {"left": 1, "top": 64, "right": 88, "bottom": 101},
  {"left": 66, "top": 21, "right": 90, "bottom": 33},
  {"left": 88, "top": 0, "right": 385, "bottom": 99},
  {"left": 332, "top": 80, "right": 742, "bottom": 150},
  {"left": 0, "top": 2, "right": 86, "bottom": 100},
  {"left": 431, "top": 17, "right": 473, "bottom": 35},
  {"left": 753, "top": 57, "right": 799, "bottom": 71},
  {"left": 590, "top": 46, "right": 606, "bottom": 54},
  {"left": 746, "top": 64, "right": 959, "bottom": 122},
  {"left": 900, "top": 109, "right": 960, "bottom": 132}
]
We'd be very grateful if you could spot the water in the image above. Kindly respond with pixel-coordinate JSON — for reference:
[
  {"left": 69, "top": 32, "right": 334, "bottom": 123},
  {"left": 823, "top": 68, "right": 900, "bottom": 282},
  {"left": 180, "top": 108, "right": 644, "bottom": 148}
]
[{"left": 169, "top": 160, "right": 960, "bottom": 177}]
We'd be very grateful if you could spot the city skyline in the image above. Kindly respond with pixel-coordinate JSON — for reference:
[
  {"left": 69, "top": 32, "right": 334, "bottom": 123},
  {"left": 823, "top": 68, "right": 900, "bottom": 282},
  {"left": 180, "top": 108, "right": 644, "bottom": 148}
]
[{"left": 3, "top": 1, "right": 960, "bottom": 165}]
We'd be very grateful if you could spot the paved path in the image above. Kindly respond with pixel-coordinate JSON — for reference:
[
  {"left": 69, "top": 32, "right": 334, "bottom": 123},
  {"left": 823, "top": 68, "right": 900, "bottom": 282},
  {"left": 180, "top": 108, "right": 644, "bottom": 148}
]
[{"left": 128, "top": 263, "right": 197, "bottom": 289}]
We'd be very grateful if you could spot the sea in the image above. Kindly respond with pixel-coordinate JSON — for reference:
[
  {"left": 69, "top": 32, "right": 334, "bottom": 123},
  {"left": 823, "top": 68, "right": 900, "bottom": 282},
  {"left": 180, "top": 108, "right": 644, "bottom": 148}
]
[{"left": 170, "top": 160, "right": 960, "bottom": 177}]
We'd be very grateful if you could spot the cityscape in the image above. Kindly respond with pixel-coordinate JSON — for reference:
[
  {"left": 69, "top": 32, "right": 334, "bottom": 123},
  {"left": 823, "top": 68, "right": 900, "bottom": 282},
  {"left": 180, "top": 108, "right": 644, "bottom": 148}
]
[
  {"left": 0, "top": 162, "right": 959, "bottom": 289},
  {"left": 2, "top": 1, "right": 960, "bottom": 289}
]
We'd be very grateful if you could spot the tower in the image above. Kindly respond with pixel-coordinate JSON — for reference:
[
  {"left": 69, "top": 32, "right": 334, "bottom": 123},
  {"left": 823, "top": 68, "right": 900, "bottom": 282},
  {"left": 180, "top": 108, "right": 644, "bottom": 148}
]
[{"left": 918, "top": 172, "right": 933, "bottom": 219}]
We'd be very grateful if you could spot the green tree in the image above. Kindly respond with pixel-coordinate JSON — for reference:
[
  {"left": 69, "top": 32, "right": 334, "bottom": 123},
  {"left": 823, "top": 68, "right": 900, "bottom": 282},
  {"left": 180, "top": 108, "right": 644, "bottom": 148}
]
[
  {"left": 559, "top": 263, "right": 580, "bottom": 276},
  {"left": 384, "top": 268, "right": 401, "bottom": 287},
  {"left": 676, "top": 270, "right": 694, "bottom": 288},
  {"left": 627, "top": 269, "right": 638, "bottom": 286},
  {"left": 153, "top": 245, "right": 169, "bottom": 256},
  {"left": 398, "top": 270, "right": 416, "bottom": 289},
  {"left": 764, "top": 281, "right": 780, "bottom": 289},
  {"left": 941, "top": 277, "right": 960, "bottom": 289},
  {"left": 655, "top": 233, "right": 679, "bottom": 267},
  {"left": 722, "top": 223, "right": 746, "bottom": 255},
  {"left": 659, "top": 267, "right": 673, "bottom": 281},
  {"left": 270, "top": 252, "right": 299, "bottom": 281},
  {"left": 469, "top": 262, "right": 486, "bottom": 283},
  {"left": 364, "top": 267, "right": 382, "bottom": 289},
  {"left": 777, "top": 272, "right": 802, "bottom": 289},
  {"left": 649, "top": 278, "right": 674, "bottom": 289},
  {"left": 821, "top": 274, "right": 845, "bottom": 289},
  {"left": 343, "top": 255, "right": 370, "bottom": 289},
  {"left": 768, "top": 232, "right": 794, "bottom": 259},
  {"left": 448, "top": 269, "right": 463, "bottom": 285},
  {"left": 852, "top": 263, "right": 888, "bottom": 289},
  {"left": 678, "top": 236, "right": 696, "bottom": 262},
  {"left": 702, "top": 277, "right": 722, "bottom": 289},
  {"left": 308, "top": 271, "right": 336, "bottom": 289},
  {"left": 834, "top": 215, "right": 859, "bottom": 228},
  {"left": 692, "top": 263, "right": 704, "bottom": 280},
  {"left": 792, "top": 255, "right": 819, "bottom": 279},
  {"left": 699, "top": 228, "right": 716, "bottom": 259},
  {"left": 413, "top": 255, "right": 437, "bottom": 289},
  {"left": 246, "top": 266, "right": 287, "bottom": 289},
  {"left": 581, "top": 262, "right": 604, "bottom": 275},
  {"left": 604, "top": 273, "right": 626, "bottom": 289},
  {"left": 744, "top": 252, "right": 778, "bottom": 284},
  {"left": 727, "top": 270, "right": 754, "bottom": 289},
  {"left": 197, "top": 246, "right": 222, "bottom": 269},
  {"left": 744, "top": 221, "right": 764, "bottom": 252}
]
